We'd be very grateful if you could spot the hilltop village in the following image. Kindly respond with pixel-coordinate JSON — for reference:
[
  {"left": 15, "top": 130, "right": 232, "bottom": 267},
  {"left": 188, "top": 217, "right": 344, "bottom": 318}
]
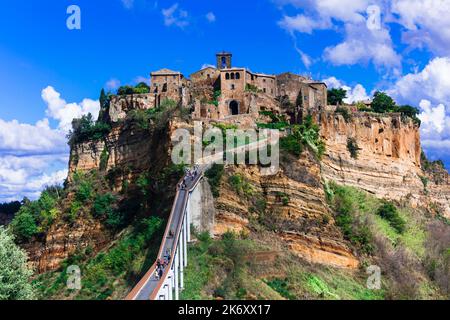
[{"left": 109, "top": 52, "right": 328, "bottom": 125}]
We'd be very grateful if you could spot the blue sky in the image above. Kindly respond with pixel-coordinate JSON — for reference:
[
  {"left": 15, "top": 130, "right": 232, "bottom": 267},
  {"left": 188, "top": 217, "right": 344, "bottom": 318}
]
[{"left": 1, "top": 0, "right": 449, "bottom": 201}]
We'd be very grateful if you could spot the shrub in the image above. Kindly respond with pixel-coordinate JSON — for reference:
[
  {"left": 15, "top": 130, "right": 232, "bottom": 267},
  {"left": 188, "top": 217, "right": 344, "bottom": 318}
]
[
  {"left": 335, "top": 107, "right": 352, "bottom": 122},
  {"left": 347, "top": 138, "right": 360, "bottom": 159},
  {"left": 328, "top": 88, "right": 347, "bottom": 106},
  {"left": 331, "top": 184, "right": 374, "bottom": 254},
  {"left": 99, "top": 148, "right": 109, "bottom": 171},
  {"left": 228, "top": 174, "right": 254, "bottom": 197},
  {"left": 0, "top": 227, "right": 35, "bottom": 299},
  {"left": 376, "top": 201, "right": 406, "bottom": 234},
  {"left": 76, "top": 181, "right": 93, "bottom": 203},
  {"left": 92, "top": 194, "right": 116, "bottom": 219},
  {"left": 281, "top": 115, "right": 325, "bottom": 159},
  {"left": 9, "top": 207, "right": 38, "bottom": 242},
  {"left": 280, "top": 134, "right": 303, "bottom": 156},
  {"left": 205, "top": 164, "right": 224, "bottom": 198},
  {"left": 67, "top": 114, "right": 111, "bottom": 146},
  {"left": 371, "top": 91, "right": 396, "bottom": 113}
]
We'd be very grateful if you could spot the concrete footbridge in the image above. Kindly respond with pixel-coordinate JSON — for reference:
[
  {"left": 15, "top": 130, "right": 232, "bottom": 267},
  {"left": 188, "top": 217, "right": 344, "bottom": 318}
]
[
  {"left": 125, "top": 134, "right": 278, "bottom": 300},
  {"left": 125, "top": 168, "right": 203, "bottom": 300}
]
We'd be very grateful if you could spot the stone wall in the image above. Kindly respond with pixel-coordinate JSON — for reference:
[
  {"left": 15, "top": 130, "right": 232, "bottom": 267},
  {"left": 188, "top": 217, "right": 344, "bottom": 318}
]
[{"left": 109, "top": 94, "right": 157, "bottom": 122}]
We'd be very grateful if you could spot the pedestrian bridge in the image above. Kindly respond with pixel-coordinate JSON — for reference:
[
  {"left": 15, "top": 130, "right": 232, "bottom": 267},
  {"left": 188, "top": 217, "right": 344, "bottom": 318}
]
[
  {"left": 125, "top": 169, "right": 202, "bottom": 300},
  {"left": 125, "top": 134, "right": 278, "bottom": 300}
]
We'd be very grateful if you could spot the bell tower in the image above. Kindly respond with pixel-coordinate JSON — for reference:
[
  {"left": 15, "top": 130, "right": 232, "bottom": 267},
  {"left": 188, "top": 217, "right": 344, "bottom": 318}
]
[{"left": 216, "top": 52, "right": 232, "bottom": 69}]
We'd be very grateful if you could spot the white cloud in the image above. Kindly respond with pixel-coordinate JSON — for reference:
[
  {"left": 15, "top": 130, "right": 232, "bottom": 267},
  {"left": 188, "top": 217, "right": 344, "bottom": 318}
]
[
  {"left": 323, "top": 21, "right": 401, "bottom": 69},
  {"left": 277, "top": 0, "right": 401, "bottom": 70},
  {"left": 323, "top": 76, "right": 370, "bottom": 104},
  {"left": 106, "top": 78, "right": 121, "bottom": 90},
  {"left": 391, "top": 0, "right": 450, "bottom": 55},
  {"left": 0, "top": 118, "right": 67, "bottom": 155},
  {"left": 388, "top": 58, "right": 450, "bottom": 164},
  {"left": 417, "top": 100, "right": 450, "bottom": 161},
  {"left": 206, "top": 12, "right": 216, "bottom": 23},
  {"left": 0, "top": 87, "right": 98, "bottom": 202},
  {"left": 121, "top": 0, "right": 134, "bottom": 9},
  {"left": 162, "top": 3, "right": 189, "bottom": 28},
  {"left": 0, "top": 154, "right": 68, "bottom": 202},
  {"left": 42, "top": 86, "right": 100, "bottom": 132},
  {"left": 278, "top": 14, "right": 331, "bottom": 34},
  {"left": 390, "top": 57, "right": 450, "bottom": 107}
]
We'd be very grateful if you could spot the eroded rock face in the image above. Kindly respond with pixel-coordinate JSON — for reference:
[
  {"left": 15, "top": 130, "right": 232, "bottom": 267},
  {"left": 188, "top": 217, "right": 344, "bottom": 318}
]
[
  {"left": 321, "top": 112, "right": 423, "bottom": 199},
  {"left": 24, "top": 218, "right": 110, "bottom": 273},
  {"left": 212, "top": 152, "right": 359, "bottom": 269},
  {"left": 28, "top": 120, "right": 175, "bottom": 273},
  {"left": 108, "top": 94, "right": 157, "bottom": 122},
  {"left": 319, "top": 111, "right": 450, "bottom": 217}
]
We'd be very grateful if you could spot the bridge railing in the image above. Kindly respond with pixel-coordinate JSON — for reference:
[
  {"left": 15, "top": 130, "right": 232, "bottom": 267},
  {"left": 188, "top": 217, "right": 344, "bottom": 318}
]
[{"left": 125, "top": 171, "right": 203, "bottom": 300}]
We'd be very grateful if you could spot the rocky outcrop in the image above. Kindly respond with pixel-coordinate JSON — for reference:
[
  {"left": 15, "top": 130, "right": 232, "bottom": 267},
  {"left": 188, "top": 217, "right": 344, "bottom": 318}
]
[
  {"left": 319, "top": 111, "right": 450, "bottom": 217},
  {"left": 108, "top": 94, "right": 157, "bottom": 122},
  {"left": 24, "top": 218, "right": 110, "bottom": 273},
  {"left": 321, "top": 113, "right": 422, "bottom": 198},
  {"left": 69, "top": 122, "right": 172, "bottom": 190},
  {"left": 212, "top": 152, "right": 359, "bottom": 269}
]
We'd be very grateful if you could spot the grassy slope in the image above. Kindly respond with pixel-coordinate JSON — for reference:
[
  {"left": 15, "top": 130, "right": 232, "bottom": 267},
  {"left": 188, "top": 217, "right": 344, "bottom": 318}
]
[
  {"left": 181, "top": 232, "right": 383, "bottom": 300},
  {"left": 182, "top": 182, "right": 448, "bottom": 300},
  {"left": 34, "top": 217, "right": 165, "bottom": 300}
]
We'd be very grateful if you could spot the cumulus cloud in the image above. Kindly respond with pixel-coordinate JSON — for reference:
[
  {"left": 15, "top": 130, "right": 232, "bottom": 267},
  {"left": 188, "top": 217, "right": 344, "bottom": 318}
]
[
  {"left": 0, "top": 154, "right": 68, "bottom": 202},
  {"left": 206, "top": 12, "right": 216, "bottom": 23},
  {"left": 390, "top": 57, "right": 450, "bottom": 107},
  {"left": 324, "top": 22, "right": 401, "bottom": 69},
  {"left": 391, "top": 0, "right": 450, "bottom": 55},
  {"left": 0, "top": 118, "right": 66, "bottom": 155},
  {"left": 277, "top": 0, "right": 401, "bottom": 70},
  {"left": 388, "top": 58, "right": 450, "bottom": 164},
  {"left": 323, "top": 76, "right": 370, "bottom": 104},
  {"left": 42, "top": 86, "right": 99, "bottom": 132},
  {"left": 0, "top": 87, "right": 98, "bottom": 202},
  {"left": 162, "top": 3, "right": 189, "bottom": 28}
]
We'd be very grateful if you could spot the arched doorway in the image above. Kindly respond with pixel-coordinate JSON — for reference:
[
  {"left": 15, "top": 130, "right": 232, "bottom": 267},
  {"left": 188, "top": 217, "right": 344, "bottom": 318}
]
[{"left": 229, "top": 100, "right": 239, "bottom": 115}]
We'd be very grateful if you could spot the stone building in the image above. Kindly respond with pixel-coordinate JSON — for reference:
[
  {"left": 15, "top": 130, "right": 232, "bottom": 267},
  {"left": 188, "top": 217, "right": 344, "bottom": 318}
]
[
  {"left": 277, "top": 72, "right": 327, "bottom": 123},
  {"left": 144, "top": 53, "right": 328, "bottom": 122},
  {"left": 150, "top": 68, "right": 190, "bottom": 106}
]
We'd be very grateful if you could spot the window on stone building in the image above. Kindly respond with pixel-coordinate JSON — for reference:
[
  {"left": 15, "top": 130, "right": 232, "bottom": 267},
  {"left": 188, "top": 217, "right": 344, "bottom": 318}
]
[
  {"left": 251, "top": 74, "right": 254, "bottom": 81},
  {"left": 263, "top": 88, "right": 266, "bottom": 93},
  {"left": 231, "top": 84, "right": 235, "bottom": 90},
  {"left": 236, "top": 72, "right": 240, "bottom": 79},
  {"left": 226, "top": 73, "right": 230, "bottom": 80},
  {"left": 231, "top": 73, "right": 235, "bottom": 80},
  {"left": 163, "top": 83, "right": 168, "bottom": 92}
]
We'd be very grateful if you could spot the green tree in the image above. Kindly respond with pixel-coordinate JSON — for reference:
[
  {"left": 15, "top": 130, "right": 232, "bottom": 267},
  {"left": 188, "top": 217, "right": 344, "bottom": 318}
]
[
  {"left": 327, "top": 88, "right": 347, "bottom": 106},
  {"left": 397, "top": 105, "right": 421, "bottom": 125},
  {"left": 134, "top": 82, "right": 150, "bottom": 94},
  {"left": 372, "top": 91, "right": 397, "bottom": 113},
  {"left": 99, "top": 89, "right": 109, "bottom": 109},
  {"left": 0, "top": 227, "right": 35, "bottom": 300},
  {"left": 9, "top": 207, "right": 38, "bottom": 242}
]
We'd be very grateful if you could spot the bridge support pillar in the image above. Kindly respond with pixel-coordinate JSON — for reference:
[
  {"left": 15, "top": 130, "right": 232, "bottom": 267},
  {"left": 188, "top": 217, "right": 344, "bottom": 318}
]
[
  {"left": 183, "top": 214, "right": 188, "bottom": 267},
  {"left": 174, "top": 250, "right": 179, "bottom": 300},
  {"left": 179, "top": 237, "right": 184, "bottom": 289}
]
